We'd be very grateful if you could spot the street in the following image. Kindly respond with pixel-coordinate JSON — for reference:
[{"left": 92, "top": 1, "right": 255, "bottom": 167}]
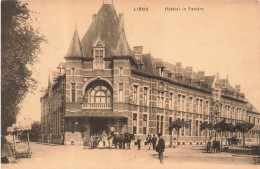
[{"left": 2, "top": 142, "right": 259, "bottom": 169}]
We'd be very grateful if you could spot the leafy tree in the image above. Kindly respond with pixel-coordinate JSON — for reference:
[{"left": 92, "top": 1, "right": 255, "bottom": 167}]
[
  {"left": 214, "top": 119, "right": 229, "bottom": 147},
  {"left": 234, "top": 122, "right": 254, "bottom": 147},
  {"left": 169, "top": 119, "right": 189, "bottom": 147},
  {"left": 200, "top": 121, "right": 214, "bottom": 146},
  {"left": 1, "top": 0, "right": 45, "bottom": 135}
]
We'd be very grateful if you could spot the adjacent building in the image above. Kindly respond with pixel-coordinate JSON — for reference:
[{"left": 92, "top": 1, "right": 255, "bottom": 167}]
[{"left": 40, "top": 4, "right": 259, "bottom": 145}]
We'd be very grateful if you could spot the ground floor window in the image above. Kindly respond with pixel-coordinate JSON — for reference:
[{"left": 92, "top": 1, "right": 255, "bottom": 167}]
[
  {"left": 133, "top": 113, "right": 137, "bottom": 134},
  {"left": 156, "top": 115, "right": 164, "bottom": 134},
  {"left": 143, "top": 114, "right": 147, "bottom": 134}
]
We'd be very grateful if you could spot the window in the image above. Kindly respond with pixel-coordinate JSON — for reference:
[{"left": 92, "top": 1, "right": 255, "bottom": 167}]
[
  {"left": 158, "top": 91, "right": 164, "bottom": 108},
  {"left": 159, "top": 68, "right": 163, "bottom": 77},
  {"left": 71, "top": 83, "right": 76, "bottom": 102},
  {"left": 93, "top": 49, "right": 104, "bottom": 69},
  {"left": 143, "top": 114, "right": 147, "bottom": 134},
  {"left": 182, "top": 96, "right": 186, "bottom": 112},
  {"left": 196, "top": 120, "right": 199, "bottom": 136},
  {"left": 200, "top": 100, "right": 203, "bottom": 114},
  {"left": 249, "top": 116, "right": 251, "bottom": 124},
  {"left": 178, "top": 95, "right": 181, "bottom": 111},
  {"left": 199, "top": 121, "right": 202, "bottom": 136},
  {"left": 181, "top": 119, "right": 185, "bottom": 136},
  {"left": 95, "top": 50, "right": 103, "bottom": 63},
  {"left": 133, "top": 113, "right": 137, "bottom": 134},
  {"left": 119, "top": 67, "right": 123, "bottom": 76},
  {"left": 133, "top": 85, "right": 138, "bottom": 104},
  {"left": 189, "top": 119, "right": 192, "bottom": 136},
  {"left": 119, "top": 83, "right": 123, "bottom": 102},
  {"left": 144, "top": 87, "right": 148, "bottom": 106},
  {"left": 160, "top": 116, "right": 164, "bottom": 134},
  {"left": 90, "top": 85, "right": 111, "bottom": 103},
  {"left": 157, "top": 115, "right": 160, "bottom": 134},
  {"left": 169, "top": 93, "right": 174, "bottom": 110},
  {"left": 71, "top": 68, "right": 75, "bottom": 75},
  {"left": 169, "top": 117, "right": 173, "bottom": 135},
  {"left": 189, "top": 97, "right": 193, "bottom": 113},
  {"left": 205, "top": 101, "right": 209, "bottom": 115},
  {"left": 196, "top": 99, "right": 199, "bottom": 113},
  {"left": 254, "top": 117, "right": 256, "bottom": 125}
]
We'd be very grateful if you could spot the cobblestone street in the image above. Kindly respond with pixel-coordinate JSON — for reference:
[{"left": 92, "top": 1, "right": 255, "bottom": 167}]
[{"left": 2, "top": 142, "right": 259, "bottom": 169}]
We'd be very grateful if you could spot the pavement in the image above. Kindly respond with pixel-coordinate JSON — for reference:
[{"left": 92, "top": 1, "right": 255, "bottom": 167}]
[{"left": 1, "top": 142, "right": 260, "bottom": 169}]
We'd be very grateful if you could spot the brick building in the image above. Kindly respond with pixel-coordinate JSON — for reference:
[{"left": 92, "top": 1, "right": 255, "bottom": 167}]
[{"left": 40, "top": 4, "right": 259, "bottom": 145}]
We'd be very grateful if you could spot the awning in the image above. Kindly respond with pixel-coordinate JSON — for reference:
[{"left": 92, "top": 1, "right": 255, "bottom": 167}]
[
  {"left": 250, "top": 124, "right": 260, "bottom": 133},
  {"left": 64, "top": 109, "right": 128, "bottom": 118}
]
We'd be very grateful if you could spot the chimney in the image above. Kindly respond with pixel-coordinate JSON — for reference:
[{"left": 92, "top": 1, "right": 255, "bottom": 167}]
[
  {"left": 119, "top": 13, "right": 124, "bottom": 29},
  {"left": 92, "top": 14, "right": 96, "bottom": 21},
  {"left": 186, "top": 66, "right": 193, "bottom": 72},
  {"left": 133, "top": 46, "right": 143, "bottom": 68},
  {"left": 133, "top": 46, "right": 143, "bottom": 60},
  {"left": 198, "top": 71, "right": 205, "bottom": 81},
  {"left": 176, "top": 62, "right": 182, "bottom": 68},
  {"left": 235, "top": 85, "right": 241, "bottom": 93}
]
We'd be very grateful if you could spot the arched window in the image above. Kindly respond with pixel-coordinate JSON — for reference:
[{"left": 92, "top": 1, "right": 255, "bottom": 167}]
[{"left": 90, "top": 85, "right": 111, "bottom": 103}]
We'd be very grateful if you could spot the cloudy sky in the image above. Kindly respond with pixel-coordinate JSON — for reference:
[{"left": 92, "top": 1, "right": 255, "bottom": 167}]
[{"left": 18, "top": 0, "right": 260, "bottom": 122}]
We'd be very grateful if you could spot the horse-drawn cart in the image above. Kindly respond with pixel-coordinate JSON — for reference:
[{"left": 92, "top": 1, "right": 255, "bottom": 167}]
[{"left": 13, "top": 141, "right": 31, "bottom": 159}]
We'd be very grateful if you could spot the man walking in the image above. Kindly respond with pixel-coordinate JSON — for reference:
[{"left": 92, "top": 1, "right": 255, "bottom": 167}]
[
  {"left": 156, "top": 133, "right": 165, "bottom": 164},
  {"left": 152, "top": 134, "right": 157, "bottom": 150}
]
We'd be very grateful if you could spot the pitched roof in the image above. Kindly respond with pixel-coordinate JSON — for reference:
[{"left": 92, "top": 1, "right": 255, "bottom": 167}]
[
  {"left": 65, "top": 29, "right": 83, "bottom": 58},
  {"left": 81, "top": 4, "right": 131, "bottom": 58}
]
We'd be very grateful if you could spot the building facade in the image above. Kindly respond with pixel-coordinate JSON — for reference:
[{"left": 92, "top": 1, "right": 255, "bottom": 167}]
[{"left": 40, "top": 4, "right": 259, "bottom": 145}]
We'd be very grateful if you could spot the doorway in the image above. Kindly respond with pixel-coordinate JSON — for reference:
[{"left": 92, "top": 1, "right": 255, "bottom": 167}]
[{"left": 90, "top": 118, "right": 109, "bottom": 136}]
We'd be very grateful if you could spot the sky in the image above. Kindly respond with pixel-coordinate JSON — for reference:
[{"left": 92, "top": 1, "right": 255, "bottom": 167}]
[{"left": 17, "top": 0, "right": 260, "bottom": 122}]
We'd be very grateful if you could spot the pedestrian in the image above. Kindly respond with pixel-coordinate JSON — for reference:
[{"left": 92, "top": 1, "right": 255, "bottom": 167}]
[
  {"left": 156, "top": 133, "right": 165, "bottom": 164},
  {"left": 146, "top": 134, "right": 152, "bottom": 150},
  {"left": 90, "top": 136, "right": 94, "bottom": 149},
  {"left": 152, "top": 134, "right": 157, "bottom": 150},
  {"left": 137, "top": 136, "right": 141, "bottom": 150},
  {"left": 102, "top": 135, "right": 107, "bottom": 148}
]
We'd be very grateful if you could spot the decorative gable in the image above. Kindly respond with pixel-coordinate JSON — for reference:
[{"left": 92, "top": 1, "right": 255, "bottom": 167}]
[{"left": 93, "top": 36, "right": 105, "bottom": 48}]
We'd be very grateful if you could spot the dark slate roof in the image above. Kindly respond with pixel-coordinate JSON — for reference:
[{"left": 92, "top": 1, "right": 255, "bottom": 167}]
[
  {"left": 64, "top": 29, "right": 83, "bottom": 58},
  {"left": 250, "top": 124, "right": 260, "bottom": 132},
  {"left": 204, "top": 75, "right": 215, "bottom": 88},
  {"left": 81, "top": 4, "right": 131, "bottom": 58},
  {"left": 247, "top": 102, "right": 260, "bottom": 113}
]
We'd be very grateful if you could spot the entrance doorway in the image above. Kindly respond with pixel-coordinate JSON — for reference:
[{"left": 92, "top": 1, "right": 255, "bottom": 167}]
[{"left": 90, "top": 118, "right": 109, "bottom": 136}]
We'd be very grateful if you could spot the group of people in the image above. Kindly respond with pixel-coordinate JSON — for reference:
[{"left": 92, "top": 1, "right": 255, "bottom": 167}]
[
  {"left": 85, "top": 134, "right": 113, "bottom": 149},
  {"left": 84, "top": 132, "right": 165, "bottom": 164},
  {"left": 136, "top": 133, "right": 165, "bottom": 164}
]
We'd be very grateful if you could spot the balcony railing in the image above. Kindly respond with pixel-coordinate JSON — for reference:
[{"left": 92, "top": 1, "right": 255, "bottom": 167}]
[{"left": 82, "top": 103, "right": 112, "bottom": 109}]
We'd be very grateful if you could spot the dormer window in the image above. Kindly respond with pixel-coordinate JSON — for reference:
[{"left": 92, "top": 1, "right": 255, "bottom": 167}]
[
  {"left": 94, "top": 49, "right": 104, "bottom": 63},
  {"left": 159, "top": 68, "right": 163, "bottom": 77},
  {"left": 93, "top": 37, "right": 105, "bottom": 69}
]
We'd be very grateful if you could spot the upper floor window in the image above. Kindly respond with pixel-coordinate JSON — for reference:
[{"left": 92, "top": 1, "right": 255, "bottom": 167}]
[
  {"left": 119, "top": 67, "right": 123, "bottom": 76},
  {"left": 169, "top": 93, "right": 174, "bottom": 110},
  {"left": 158, "top": 91, "right": 164, "bottom": 108},
  {"left": 205, "top": 101, "right": 209, "bottom": 115},
  {"left": 189, "top": 97, "right": 193, "bottom": 113},
  {"left": 182, "top": 96, "right": 186, "bottom": 112},
  {"left": 71, "top": 83, "right": 76, "bottom": 102},
  {"left": 133, "top": 85, "right": 138, "bottom": 104},
  {"left": 90, "top": 85, "right": 111, "bottom": 103},
  {"left": 144, "top": 87, "right": 148, "bottom": 106},
  {"left": 94, "top": 49, "right": 104, "bottom": 63},
  {"left": 71, "top": 68, "right": 75, "bottom": 75},
  {"left": 119, "top": 83, "right": 123, "bottom": 102}
]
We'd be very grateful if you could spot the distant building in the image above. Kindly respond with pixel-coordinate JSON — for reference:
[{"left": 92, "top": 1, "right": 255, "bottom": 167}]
[{"left": 40, "top": 4, "right": 260, "bottom": 145}]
